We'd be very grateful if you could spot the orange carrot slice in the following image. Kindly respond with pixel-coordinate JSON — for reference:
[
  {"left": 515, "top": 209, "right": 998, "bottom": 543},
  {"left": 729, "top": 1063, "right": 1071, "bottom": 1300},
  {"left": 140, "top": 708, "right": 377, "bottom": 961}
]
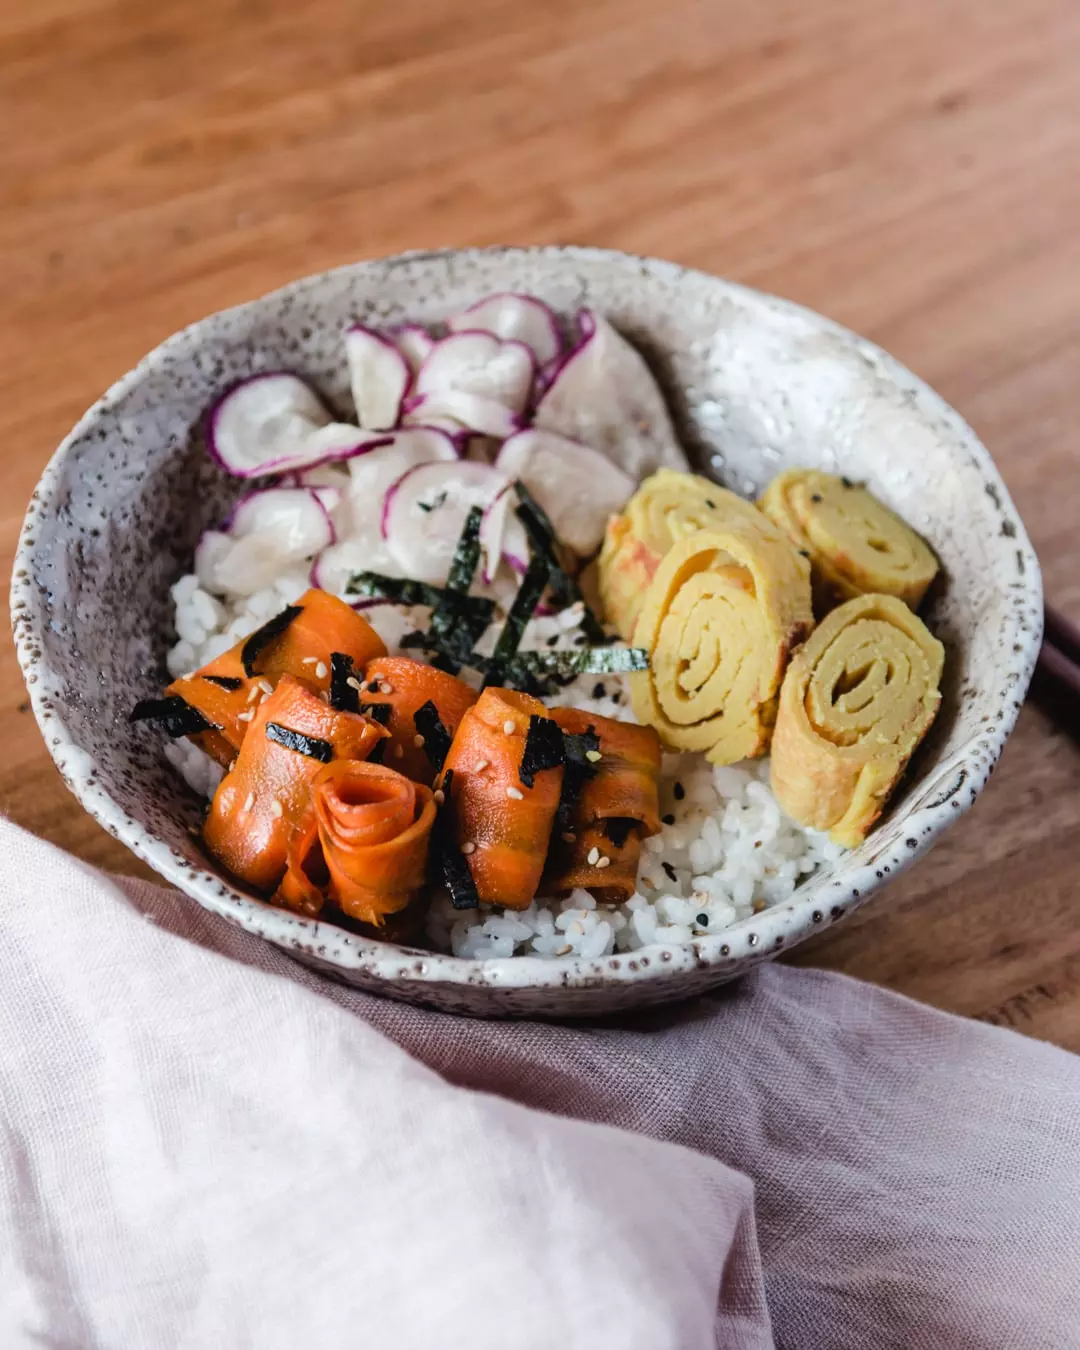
[
  {"left": 359, "top": 657, "right": 479, "bottom": 784},
  {"left": 167, "top": 589, "right": 386, "bottom": 766},
  {"left": 440, "top": 688, "right": 564, "bottom": 910},
  {"left": 203, "top": 674, "right": 387, "bottom": 893},
  {"left": 544, "top": 708, "right": 662, "bottom": 903},
  {"left": 309, "top": 761, "right": 436, "bottom": 926}
]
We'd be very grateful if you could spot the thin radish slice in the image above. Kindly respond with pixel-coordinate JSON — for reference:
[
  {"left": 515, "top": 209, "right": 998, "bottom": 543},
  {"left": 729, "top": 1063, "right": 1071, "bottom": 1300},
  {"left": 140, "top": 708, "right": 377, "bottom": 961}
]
[
  {"left": 346, "top": 426, "right": 460, "bottom": 507},
  {"left": 293, "top": 461, "right": 351, "bottom": 491},
  {"left": 533, "top": 310, "right": 689, "bottom": 480},
  {"left": 496, "top": 429, "right": 636, "bottom": 558},
  {"left": 210, "top": 488, "right": 335, "bottom": 597},
  {"left": 390, "top": 323, "right": 436, "bottom": 374},
  {"left": 313, "top": 537, "right": 402, "bottom": 599},
  {"left": 300, "top": 422, "right": 395, "bottom": 469},
  {"left": 345, "top": 325, "right": 411, "bottom": 430},
  {"left": 399, "top": 404, "right": 470, "bottom": 444},
  {"left": 382, "top": 461, "right": 510, "bottom": 585},
  {"left": 448, "top": 293, "right": 562, "bottom": 368},
  {"left": 415, "top": 332, "right": 535, "bottom": 416},
  {"left": 404, "top": 390, "right": 522, "bottom": 440},
  {"left": 479, "top": 484, "right": 531, "bottom": 583},
  {"left": 206, "top": 372, "right": 334, "bottom": 478}
]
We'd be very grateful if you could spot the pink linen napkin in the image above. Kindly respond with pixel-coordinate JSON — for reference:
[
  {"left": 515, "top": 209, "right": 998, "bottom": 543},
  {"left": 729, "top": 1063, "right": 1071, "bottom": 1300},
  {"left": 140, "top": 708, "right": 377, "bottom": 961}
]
[{"left": 0, "top": 815, "right": 1076, "bottom": 1349}]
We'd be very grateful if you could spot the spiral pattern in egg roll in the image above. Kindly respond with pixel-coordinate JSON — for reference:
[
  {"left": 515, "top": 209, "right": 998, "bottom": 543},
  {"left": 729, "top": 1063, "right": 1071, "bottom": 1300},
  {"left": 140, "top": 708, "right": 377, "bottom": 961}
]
[
  {"left": 769, "top": 593, "right": 945, "bottom": 847},
  {"left": 599, "top": 469, "right": 786, "bottom": 639},
  {"left": 759, "top": 469, "right": 938, "bottom": 614},
  {"left": 629, "top": 524, "right": 814, "bottom": 765}
]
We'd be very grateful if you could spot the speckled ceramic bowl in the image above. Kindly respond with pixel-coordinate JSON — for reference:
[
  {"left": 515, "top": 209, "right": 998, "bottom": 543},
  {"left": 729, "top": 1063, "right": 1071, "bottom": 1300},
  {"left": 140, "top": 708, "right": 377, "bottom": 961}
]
[{"left": 12, "top": 246, "right": 1042, "bottom": 1018}]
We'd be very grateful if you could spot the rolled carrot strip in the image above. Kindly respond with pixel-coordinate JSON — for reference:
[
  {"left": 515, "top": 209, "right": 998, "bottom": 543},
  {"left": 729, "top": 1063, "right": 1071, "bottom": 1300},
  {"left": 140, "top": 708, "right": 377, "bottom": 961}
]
[
  {"left": 544, "top": 708, "right": 662, "bottom": 902},
  {"left": 203, "top": 674, "right": 388, "bottom": 893},
  {"left": 440, "top": 688, "right": 564, "bottom": 910},
  {"left": 167, "top": 588, "right": 386, "bottom": 765},
  {"left": 359, "top": 657, "right": 478, "bottom": 784},
  {"left": 310, "top": 761, "right": 436, "bottom": 926}
]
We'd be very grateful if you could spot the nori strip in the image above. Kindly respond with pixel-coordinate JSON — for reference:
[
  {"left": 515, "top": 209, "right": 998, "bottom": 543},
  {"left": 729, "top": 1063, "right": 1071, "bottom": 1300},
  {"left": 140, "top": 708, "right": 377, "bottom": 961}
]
[
  {"left": 413, "top": 700, "right": 453, "bottom": 772},
  {"left": 359, "top": 702, "right": 392, "bottom": 726},
  {"left": 240, "top": 604, "right": 303, "bottom": 676},
  {"left": 428, "top": 507, "right": 490, "bottom": 672},
  {"left": 443, "top": 505, "right": 484, "bottom": 597},
  {"left": 501, "top": 644, "right": 649, "bottom": 688},
  {"left": 518, "top": 714, "right": 565, "bottom": 788},
  {"left": 202, "top": 674, "right": 243, "bottom": 691},
  {"left": 265, "top": 721, "right": 334, "bottom": 762},
  {"left": 433, "top": 769, "right": 479, "bottom": 909},
  {"left": 604, "top": 818, "right": 636, "bottom": 849},
  {"left": 555, "top": 726, "right": 601, "bottom": 835},
  {"left": 347, "top": 574, "right": 445, "bottom": 607},
  {"left": 130, "top": 695, "right": 220, "bottom": 738},
  {"left": 329, "top": 652, "right": 359, "bottom": 713},
  {"left": 513, "top": 481, "right": 610, "bottom": 643},
  {"left": 482, "top": 551, "right": 550, "bottom": 688}
]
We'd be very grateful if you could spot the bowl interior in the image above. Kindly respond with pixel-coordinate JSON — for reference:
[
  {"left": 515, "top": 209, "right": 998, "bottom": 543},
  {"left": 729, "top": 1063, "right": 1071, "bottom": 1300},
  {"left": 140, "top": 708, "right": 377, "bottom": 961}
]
[{"left": 12, "top": 246, "right": 1042, "bottom": 1016}]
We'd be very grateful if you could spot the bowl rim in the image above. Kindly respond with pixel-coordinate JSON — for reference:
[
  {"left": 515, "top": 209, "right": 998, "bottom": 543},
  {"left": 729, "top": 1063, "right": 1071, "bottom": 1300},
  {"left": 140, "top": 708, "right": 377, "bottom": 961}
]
[{"left": 11, "top": 244, "right": 1044, "bottom": 997}]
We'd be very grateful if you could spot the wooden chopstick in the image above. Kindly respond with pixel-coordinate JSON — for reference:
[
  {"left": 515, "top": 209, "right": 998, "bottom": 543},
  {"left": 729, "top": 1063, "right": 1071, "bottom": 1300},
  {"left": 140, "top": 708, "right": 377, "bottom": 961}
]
[{"left": 1037, "top": 605, "right": 1080, "bottom": 703}]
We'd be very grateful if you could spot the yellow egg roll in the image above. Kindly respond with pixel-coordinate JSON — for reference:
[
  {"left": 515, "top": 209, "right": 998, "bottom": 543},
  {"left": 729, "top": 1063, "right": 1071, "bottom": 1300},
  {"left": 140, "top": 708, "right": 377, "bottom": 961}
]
[
  {"left": 599, "top": 469, "right": 782, "bottom": 639},
  {"left": 769, "top": 593, "right": 945, "bottom": 847},
  {"left": 759, "top": 469, "right": 938, "bottom": 614},
  {"left": 629, "top": 524, "right": 814, "bottom": 765}
]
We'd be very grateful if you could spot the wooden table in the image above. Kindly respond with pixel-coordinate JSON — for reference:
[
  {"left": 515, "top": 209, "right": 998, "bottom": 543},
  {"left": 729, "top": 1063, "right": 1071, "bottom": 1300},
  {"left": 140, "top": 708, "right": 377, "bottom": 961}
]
[{"left": 3, "top": 0, "right": 1078, "bottom": 1044}]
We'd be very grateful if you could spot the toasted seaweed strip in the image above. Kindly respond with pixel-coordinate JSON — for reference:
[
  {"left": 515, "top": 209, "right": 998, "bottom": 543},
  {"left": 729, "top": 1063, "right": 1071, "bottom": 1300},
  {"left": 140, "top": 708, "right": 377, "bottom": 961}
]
[
  {"left": 130, "top": 695, "right": 220, "bottom": 738},
  {"left": 519, "top": 714, "right": 565, "bottom": 789},
  {"left": 482, "top": 552, "right": 550, "bottom": 688},
  {"left": 347, "top": 571, "right": 494, "bottom": 674},
  {"left": 240, "top": 604, "right": 304, "bottom": 677},
  {"left": 202, "top": 674, "right": 243, "bottom": 691},
  {"left": 503, "top": 645, "right": 649, "bottom": 687},
  {"left": 444, "top": 505, "right": 484, "bottom": 597},
  {"left": 329, "top": 652, "right": 359, "bottom": 713},
  {"left": 555, "top": 727, "right": 601, "bottom": 835},
  {"left": 413, "top": 700, "right": 453, "bottom": 772},
  {"left": 434, "top": 769, "right": 479, "bottom": 909},
  {"left": 265, "top": 721, "right": 334, "bottom": 762},
  {"left": 347, "top": 574, "right": 443, "bottom": 607},
  {"left": 513, "top": 482, "right": 609, "bottom": 643}
]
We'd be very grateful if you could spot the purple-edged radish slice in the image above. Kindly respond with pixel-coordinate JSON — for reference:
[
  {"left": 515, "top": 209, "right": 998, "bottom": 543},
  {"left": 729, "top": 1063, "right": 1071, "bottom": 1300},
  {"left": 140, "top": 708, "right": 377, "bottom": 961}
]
[
  {"left": 346, "top": 426, "right": 460, "bottom": 508},
  {"left": 478, "top": 484, "right": 530, "bottom": 583},
  {"left": 447, "top": 293, "right": 562, "bottom": 368},
  {"left": 345, "top": 325, "right": 411, "bottom": 430},
  {"left": 415, "top": 332, "right": 535, "bottom": 416},
  {"left": 212, "top": 488, "right": 336, "bottom": 596},
  {"left": 391, "top": 323, "right": 436, "bottom": 374},
  {"left": 382, "top": 461, "right": 510, "bottom": 585},
  {"left": 207, "top": 372, "right": 334, "bottom": 478},
  {"left": 533, "top": 310, "right": 689, "bottom": 480},
  {"left": 300, "top": 422, "right": 395, "bottom": 468},
  {"left": 404, "top": 390, "right": 521, "bottom": 440},
  {"left": 496, "top": 429, "right": 636, "bottom": 558}
]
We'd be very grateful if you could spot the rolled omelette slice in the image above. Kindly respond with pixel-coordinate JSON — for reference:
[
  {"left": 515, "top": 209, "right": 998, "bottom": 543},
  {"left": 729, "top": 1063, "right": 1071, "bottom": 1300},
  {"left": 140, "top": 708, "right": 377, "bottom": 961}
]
[
  {"left": 759, "top": 469, "right": 938, "bottom": 613},
  {"left": 630, "top": 524, "right": 814, "bottom": 765},
  {"left": 598, "top": 469, "right": 789, "bottom": 640},
  {"left": 769, "top": 593, "right": 945, "bottom": 847}
]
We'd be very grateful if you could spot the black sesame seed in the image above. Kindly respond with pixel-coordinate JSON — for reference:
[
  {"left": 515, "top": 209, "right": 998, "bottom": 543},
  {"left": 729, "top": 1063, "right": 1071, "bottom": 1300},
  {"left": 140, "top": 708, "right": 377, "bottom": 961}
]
[
  {"left": 662, "top": 813, "right": 676, "bottom": 826},
  {"left": 799, "top": 549, "right": 811, "bottom": 558},
  {"left": 574, "top": 634, "right": 588, "bottom": 647},
  {"left": 592, "top": 682, "right": 607, "bottom": 699},
  {"left": 547, "top": 635, "right": 560, "bottom": 648},
  {"left": 841, "top": 476, "right": 855, "bottom": 488},
  {"left": 705, "top": 499, "right": 716, "bottom": 508},
  {"left": 673, "top": 781, "right": 685, "bottom": 800},
  {"left": 811, "top": 493, "right": 823, "bottom": 503},
  {"left": 662, "top": 861, "right": 678, "bottom": 883},
  {"left": 696, "top": 913, "right": 709, "bottom": 926}
]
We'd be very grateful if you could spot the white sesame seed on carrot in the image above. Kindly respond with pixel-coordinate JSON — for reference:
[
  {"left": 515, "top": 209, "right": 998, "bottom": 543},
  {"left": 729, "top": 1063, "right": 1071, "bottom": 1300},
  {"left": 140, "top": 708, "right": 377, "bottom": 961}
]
[
  {"left": 301, "top": 656, "right": 318, "bottom": 666},
  {"left": 596, "top": 856, "right": 611, "bottom": 869},
  {"left": 258, "top": 679, "right": 273, "bottom": 695},
  {"left": 243, "top": 792, "right": 255, "bottom": 813},
  {"left": 461, "top": 841, "right": 476, "bottom": 855},
  {"left": 315, "top": 662, "right": 329, "bottom": 681},
  {"left": 237, "top": 709, "right": 254, "bottom": 723},
  {"left": 474, "top": 759, "right": 489, "bottom": 773},
  {"left": 586, "top": 846, "right": 600, "bottom": 865},
  {"left": 346, "top": 676, "right": 363, "bottom": 692},
  {"left": 585, "top": 749, "right": 602, "bottom": 763},
  {"left": 413, "top": 734, "right": 425, "bottom": 748},
  {"left": 433, "top": 789, "right": 445, "bottom": 805},
  {"left": 502, "top": 720, "right": 516, "bottom": 735},
  {"left": 270, "top": 800, "right": 284, "bottom": 818},
  {"left": 506, "top": 786, "right": 524, "bottom": 801},
  {"left": 379, "top": 681, "right": 393, "bottom": 694}
]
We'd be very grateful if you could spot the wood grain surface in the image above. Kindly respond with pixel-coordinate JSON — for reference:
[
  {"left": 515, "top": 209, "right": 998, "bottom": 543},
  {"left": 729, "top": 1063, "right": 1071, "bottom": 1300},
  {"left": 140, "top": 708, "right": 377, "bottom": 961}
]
[{"left": 3, "top": 0, "right": 1079, "bottom": 1043}]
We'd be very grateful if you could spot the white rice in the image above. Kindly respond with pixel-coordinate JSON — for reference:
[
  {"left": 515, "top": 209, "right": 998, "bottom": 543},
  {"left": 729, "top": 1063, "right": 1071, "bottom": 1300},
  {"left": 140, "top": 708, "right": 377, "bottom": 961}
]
[{"left": 166, "top": 541, "right": 840, "bottom": 960}]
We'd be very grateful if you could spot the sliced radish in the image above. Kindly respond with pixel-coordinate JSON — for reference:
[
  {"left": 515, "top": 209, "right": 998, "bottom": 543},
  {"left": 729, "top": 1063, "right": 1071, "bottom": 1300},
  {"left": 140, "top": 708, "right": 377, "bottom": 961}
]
[
  {"left": 344, "top": 325, "right": 411, "bottom": 430},
  {"left": 533, "top": 310, "right": 688, "bottom": 480},
  {"left": 479, "top": 484, "right": 530, "bottom": 583},
  {"left": 209, "top": 488, "right": 335, "bottom": 596},
  {"left": 448, "top": 293, "right": 562, "bottom": 368},
  {"left": 300, "top": 422, "right": 395, "bottom": 468},
  {"left": 382, "top": 461, "right": 510, "bottom": 585},
  {"left": 346, "top": 426, "right": 460, "bottom": 509},
  {"left": 415, "top": 332, "right": 535, "bottom": 416},
  {"left": 390, "top": 323, "right": 436, "bottom": 374},
  {"left": 403, "top": 390, "right": 522, "bottom": 440},
  {"left": 496, "top": 429, "right": 636, "bottom": 557},
  {"left": 206, "top": 373, "right": 334, "bottom": 478}
]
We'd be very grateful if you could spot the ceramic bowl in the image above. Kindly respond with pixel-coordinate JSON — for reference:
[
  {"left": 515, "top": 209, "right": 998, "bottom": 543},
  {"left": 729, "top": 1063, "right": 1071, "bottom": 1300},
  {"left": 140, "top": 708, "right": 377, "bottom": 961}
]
[{"left": 12, "top": 246, "right": 1042, "bottom": 1018}]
